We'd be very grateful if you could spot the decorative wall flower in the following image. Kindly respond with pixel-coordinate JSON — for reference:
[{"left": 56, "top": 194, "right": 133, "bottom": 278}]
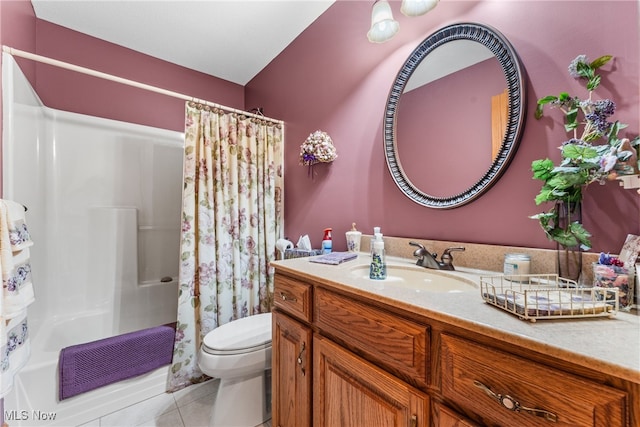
[
  {"left": 299, "top": 130, "right": 337, "bottom": 167},
  {"left": 531, "top": 54, "right": 639, "bottom": 250}
]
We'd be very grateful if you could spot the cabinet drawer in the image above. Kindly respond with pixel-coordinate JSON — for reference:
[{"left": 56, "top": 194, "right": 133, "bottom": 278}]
[
  {"left": 314, "top": 287, "right": 429, "bottom": 387},
  {"left": 440, "top": 334, "right": 627, "bottom": 427},
  {"left": 274, "top": 273, "right": 312, "bottom": 322}
]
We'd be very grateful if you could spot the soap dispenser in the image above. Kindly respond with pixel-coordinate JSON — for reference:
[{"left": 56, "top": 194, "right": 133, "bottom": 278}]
[
  {"left": 370, "top": 226, "right": 381, "bottom": 257},
  {"left": 369, "top": 233, "right": 387, "bottom": 280}
]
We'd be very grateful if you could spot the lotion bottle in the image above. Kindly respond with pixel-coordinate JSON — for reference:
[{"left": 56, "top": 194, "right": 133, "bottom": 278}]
[{"left": 345, "top": 223, "right": 362, "bottom": 252}]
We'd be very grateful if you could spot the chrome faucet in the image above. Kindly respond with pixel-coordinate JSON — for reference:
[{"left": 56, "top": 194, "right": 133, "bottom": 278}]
[{"left": 409, "top": 241, "right": 465, "bottom": 271}]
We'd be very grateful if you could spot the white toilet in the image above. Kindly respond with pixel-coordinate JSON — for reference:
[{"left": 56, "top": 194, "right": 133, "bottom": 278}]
[{"left": 198, "top": 312, "right": 273, "bottom": 427}]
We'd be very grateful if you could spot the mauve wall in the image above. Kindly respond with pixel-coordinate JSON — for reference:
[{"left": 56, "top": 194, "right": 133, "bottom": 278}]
[
  {"left": 246, "top": 0, "right": 640, "bottom": 253},
  {"left": 1, "top": 0, "right": 638, "bottom": 255},
  {"left": 32, "top": 21, "right": 244, "bottom": 132},
  {"left": 0, "top": 0, "right": 244, "bottom": 136}
]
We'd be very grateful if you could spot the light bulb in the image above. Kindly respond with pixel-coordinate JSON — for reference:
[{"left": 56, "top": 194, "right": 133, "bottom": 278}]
[
  {"left": 367, "top": 0, "right": 399, "bottom": 43},
  {"left": 401, "top": 0, "right": 439, "bottom": 17}
]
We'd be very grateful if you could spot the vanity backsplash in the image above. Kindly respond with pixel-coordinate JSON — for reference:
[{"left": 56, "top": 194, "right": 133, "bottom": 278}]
[{"left": 360, "top": 235, "right": 602, "bottom": 286}]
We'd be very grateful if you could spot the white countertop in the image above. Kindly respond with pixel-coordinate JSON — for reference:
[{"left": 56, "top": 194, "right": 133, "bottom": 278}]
[{"left": 273, "top": 253, "right": 640, "bottom": 382}]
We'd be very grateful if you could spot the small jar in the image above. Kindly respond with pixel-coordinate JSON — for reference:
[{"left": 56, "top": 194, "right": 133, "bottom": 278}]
[{"left": 504, "top": 253, "right": 531, "bottom": 282}]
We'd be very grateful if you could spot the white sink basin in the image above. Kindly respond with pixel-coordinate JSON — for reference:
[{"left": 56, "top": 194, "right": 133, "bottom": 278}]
[{"left": 349, "top": 263, "right": 477, "bottom": 293}]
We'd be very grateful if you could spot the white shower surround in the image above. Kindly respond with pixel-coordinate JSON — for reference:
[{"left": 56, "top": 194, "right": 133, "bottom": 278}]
[{"left": 2, "top": 54, "right": 183, "bottom": 426}]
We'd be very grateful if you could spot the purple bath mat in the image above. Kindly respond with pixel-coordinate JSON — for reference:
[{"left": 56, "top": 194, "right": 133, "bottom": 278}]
[{"left": 58, "top": 323, "right": 176, "bottom": 400}]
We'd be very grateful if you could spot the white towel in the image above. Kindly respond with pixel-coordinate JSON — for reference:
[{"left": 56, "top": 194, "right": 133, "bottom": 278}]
[
  {"left": 0, "top": 199, "right": 34, "bottom": 398},
  {"left": 0, "top": 310, "right": 30, "bottom": 398},
  {"left": 0, "top": 201, "right": 14, "bottom": 282},
  {"left": 0, "top": 200, "right": 34, "bottom": 318},
  {"left": 6, "top": 202, "right": 33, "bottom": 253},
  {"left": 2, "top": 249, "right": 34, "bottom": 319}
]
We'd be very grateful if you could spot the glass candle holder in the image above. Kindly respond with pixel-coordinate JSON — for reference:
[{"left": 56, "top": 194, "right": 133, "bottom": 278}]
[{"left": 593, "top": 263, "right": 636, "bottom": 310}]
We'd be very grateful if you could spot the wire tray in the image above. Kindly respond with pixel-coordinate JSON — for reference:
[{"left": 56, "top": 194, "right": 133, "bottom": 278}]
[{"left": 480, "top": 274, "right": 619, "bottom": 322}]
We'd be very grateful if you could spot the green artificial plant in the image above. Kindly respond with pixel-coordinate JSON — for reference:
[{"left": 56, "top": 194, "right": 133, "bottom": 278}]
[{"left": 531, "top": 54, "right": 639, "bottom": 250}]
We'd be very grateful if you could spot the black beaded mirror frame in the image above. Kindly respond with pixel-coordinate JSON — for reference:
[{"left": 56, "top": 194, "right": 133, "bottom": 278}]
[{"left": 384, "top": 22, "right": 527, "bottom": 209}]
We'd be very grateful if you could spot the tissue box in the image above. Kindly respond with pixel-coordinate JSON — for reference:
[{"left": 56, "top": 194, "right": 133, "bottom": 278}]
[
  {"left": 284, "top": 248, "right": 322, "bottom": 259},
  {"left": 593, "top": 263, "right": 635, "bottom": 309}
]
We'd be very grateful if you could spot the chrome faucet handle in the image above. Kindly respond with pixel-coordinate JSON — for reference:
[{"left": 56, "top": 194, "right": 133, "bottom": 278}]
[
  {"left": 410, "top": 241, "right": 425, "bottom": 262},
  {"left": 409, "top": 241, "right": 436, "bottom": 258},
  {"left": 441, "top": 247, "right": 465, "bottom": 266},
  {"left": 409, "top": 241, "right": 425, "bottom": 250},
  {"left": 409, "top": 241, "right": 440, "bottom": 268}
]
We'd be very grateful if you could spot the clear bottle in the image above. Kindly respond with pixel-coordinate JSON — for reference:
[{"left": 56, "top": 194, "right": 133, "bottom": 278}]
[
  {"left": 369, "top": 233, "right": 387, "bottom": 280},
  {"left": 370, "top": 226, "right": 381, "bottom": 257}
]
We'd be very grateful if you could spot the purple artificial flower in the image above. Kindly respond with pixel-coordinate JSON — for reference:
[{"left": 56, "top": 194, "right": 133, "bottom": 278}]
[
  {"left": 303, "top": 153, "right": 316, "bottom": 164},
  {"left": 600, "top": 153, "right": 618, "bottom": 172},
  {"left": 568, "top": 54, "right": 588, "bottom": 78},
  {"left": 598, "top": 252, "right": 612, "bottom": 265},
  {"left": 595, "top": 99, "right": 616, "bottom": 117}
]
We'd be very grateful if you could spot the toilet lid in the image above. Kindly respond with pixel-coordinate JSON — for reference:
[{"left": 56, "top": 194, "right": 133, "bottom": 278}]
[{"left": 202, "top": 312, "right": 272, "bottom": 355}]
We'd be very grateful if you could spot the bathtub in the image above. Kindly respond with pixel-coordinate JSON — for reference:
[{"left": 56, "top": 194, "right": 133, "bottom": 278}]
[
  {"left": 2, "top": 55, "right": 183, "bottom": 427},
  {"left": 6, "top": 311, "right": 171, "bottom": 427}
]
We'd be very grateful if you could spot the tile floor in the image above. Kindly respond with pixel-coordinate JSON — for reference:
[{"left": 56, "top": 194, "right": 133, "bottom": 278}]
[{"left": 76, "top": 379, "right": 272, "bottom": 427}]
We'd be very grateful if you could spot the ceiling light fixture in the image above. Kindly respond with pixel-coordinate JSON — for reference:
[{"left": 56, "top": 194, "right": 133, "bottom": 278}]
[
  {"left": 367, "top": 0, "right": 399, "bottom": 43},
  {"left": 368, "top": 0, "right": 440, "bottom": 43},
  {"left": 400, "top": 0, "right": 439, "bottom": 17}
]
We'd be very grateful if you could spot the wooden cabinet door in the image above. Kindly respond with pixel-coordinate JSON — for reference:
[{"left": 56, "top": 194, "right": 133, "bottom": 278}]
[
  {"left": 433, "top": 403, "right": 480, "bottom": 427},
  {"left": 273, "top": 311, "right": 312, "bottom": 427},
  {"left": 314, "top": 335, "right": 429, "bottom": 427}
]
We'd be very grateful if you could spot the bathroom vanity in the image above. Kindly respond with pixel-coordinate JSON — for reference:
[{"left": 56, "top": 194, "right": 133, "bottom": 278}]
[{"left": 271, "top": 253, "right": 640, "bottom": 427}]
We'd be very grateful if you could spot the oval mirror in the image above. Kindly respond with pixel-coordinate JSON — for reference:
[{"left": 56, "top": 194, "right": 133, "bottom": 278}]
[{"left": 384, "top": 22, "right": 526, "bottom": 209}]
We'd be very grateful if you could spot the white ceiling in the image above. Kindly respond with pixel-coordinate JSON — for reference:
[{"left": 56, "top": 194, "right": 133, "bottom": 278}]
[{"left": 31, "top": 0, "right": 335, "bottom": 86}]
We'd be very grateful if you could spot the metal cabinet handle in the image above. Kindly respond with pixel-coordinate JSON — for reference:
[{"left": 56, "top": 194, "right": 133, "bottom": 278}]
[
  {"left": 280, "top": 292, "right": 297, "bottom": 302},
  {"left": 297, "top": 342, "right": 306, "bottom": 376},
  {"left": 409, "top": 414, "right": 417, "bottom": 427},
  {"left": 474, "top": 380, "right": 558, "bottom": 423}
]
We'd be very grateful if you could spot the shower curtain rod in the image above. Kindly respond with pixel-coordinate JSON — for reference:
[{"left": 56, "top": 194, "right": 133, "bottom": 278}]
[{"left": 2, "top": 45, "right": 283, "bottom": 125}]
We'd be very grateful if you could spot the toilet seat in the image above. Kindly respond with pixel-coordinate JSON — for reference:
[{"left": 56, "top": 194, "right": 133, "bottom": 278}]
[{"left": 202, "top": 312, "right": 272, "bottom": 356}]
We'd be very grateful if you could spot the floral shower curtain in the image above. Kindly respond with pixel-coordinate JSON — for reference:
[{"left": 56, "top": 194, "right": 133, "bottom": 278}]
[{"left": 167, "top": 102, "right": 283, "bottom": 391}]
